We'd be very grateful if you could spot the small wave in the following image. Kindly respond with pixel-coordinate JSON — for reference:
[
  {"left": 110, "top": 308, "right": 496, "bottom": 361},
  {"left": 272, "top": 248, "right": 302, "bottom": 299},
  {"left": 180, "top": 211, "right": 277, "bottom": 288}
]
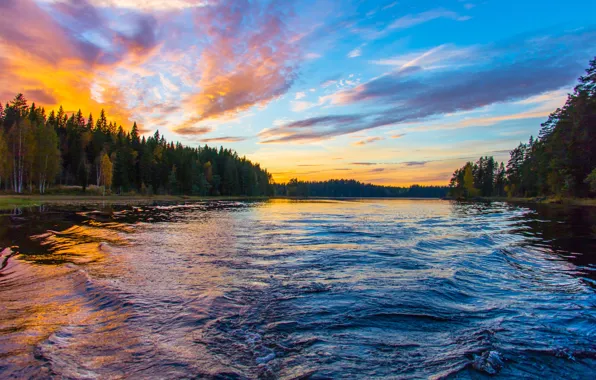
[
  {"left": 471, "top": 350, "right": 504, "bottom": 375},
  {"left": 1, "top": 199, "right": 595, "bottom": 378}
]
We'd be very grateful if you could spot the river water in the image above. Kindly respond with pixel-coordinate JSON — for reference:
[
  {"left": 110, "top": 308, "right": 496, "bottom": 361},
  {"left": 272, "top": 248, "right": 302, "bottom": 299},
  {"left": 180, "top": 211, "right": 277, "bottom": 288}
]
[{"left": 0, "top": 199, "right": 594, "bottom": 379}]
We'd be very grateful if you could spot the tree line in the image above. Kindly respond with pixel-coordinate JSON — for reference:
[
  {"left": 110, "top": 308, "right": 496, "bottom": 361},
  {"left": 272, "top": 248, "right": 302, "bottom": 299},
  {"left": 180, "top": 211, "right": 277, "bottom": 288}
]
[
  {"left": 0, "top": 94, "right": 274, "bottom": 196},
  {"left": 449, "top": 157, "right": 506, "bottom": 198},
  {"left": 275, "top": 179, "right": 449, "bottom": 198},
  {"left": 449, "top": 57, "right": 596, "bottom": 199}
]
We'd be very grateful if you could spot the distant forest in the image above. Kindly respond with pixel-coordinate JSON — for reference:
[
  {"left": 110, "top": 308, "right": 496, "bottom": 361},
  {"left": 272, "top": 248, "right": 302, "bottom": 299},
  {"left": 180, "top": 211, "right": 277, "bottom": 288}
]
[
  {"left": 449, "top": 58, "right": 596, "bottom": 199},
  {"left": 0, "top": 95, "right": 274, "bottom": 196},
  {"left": 0, "top": 95, "right": 446, "bottom": 198},
  {"left": 275, "top": 179, "right": 449, "bottom": 198}
]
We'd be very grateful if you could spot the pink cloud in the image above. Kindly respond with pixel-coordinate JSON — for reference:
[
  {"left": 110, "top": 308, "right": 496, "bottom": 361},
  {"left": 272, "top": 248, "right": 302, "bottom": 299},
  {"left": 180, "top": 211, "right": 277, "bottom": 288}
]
[
  {"left": 0, "top": 0, "right": 161, "bottom": 125},
  {"left": 189, "top": 0, "right": 301, "bottom": 121},
  {"left": 200, "top": 136, "right": 249, "bottom": 143},
  {"left": 353, "top": 136, "right": 385, "bottom": 146},
  {"left": 173, "top": 126, "right": 213, "bottom": 135}
]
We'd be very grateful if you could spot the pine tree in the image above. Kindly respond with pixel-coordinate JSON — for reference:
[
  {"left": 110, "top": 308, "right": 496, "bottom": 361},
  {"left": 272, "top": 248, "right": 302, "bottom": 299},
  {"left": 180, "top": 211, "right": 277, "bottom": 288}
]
[
  {"left": 463, "top": 163, "right": 476, "bottom": 198},
  {"left": 0, "top": 128, "right": 9, "bottom": 190},
  {"left": 0, "top": 93, "right": 274, "bottom": 195},
  {"left": 96, "top": 109, "right": 108, "bottom": 133},
  {"left": 168, "top": 165, "right": 178, "bottom": 194}
]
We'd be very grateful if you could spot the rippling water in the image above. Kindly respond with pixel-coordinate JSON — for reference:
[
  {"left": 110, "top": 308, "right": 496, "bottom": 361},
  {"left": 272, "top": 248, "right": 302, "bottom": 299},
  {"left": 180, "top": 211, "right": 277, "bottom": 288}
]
[{"left": 0, "top": 199, "right": 595, "bottom": 379}]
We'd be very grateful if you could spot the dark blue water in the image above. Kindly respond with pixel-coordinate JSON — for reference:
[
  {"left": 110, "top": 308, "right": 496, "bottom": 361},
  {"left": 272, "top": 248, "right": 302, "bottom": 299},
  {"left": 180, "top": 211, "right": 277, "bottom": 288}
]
[{"left": 0, "top": 199, "right": 595, "bottom": 379}]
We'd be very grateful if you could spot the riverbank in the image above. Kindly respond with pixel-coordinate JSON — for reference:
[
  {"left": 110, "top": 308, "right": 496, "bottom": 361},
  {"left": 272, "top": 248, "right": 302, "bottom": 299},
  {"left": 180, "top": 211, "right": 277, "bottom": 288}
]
[
  {"left": 0, "top": 195, "right": 445, "bottom": 210},
  {"left": 0, "top": 195, "right": 271, "bottom": 210},
  {"left": 470, "top": 196, "right": 596, "bottom": 207},
  {"left": 2, "top": 194, "right": 594, "bottom": 211}
]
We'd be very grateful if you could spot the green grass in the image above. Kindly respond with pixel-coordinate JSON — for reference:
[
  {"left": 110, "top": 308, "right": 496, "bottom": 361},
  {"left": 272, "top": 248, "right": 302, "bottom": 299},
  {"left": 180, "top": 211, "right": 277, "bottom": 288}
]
[
  {"left": 0, "top": 197, "right": 42, "bottom": 210},
  {"left": 0, "top": 194, "right": 272, "bottom": 210}
]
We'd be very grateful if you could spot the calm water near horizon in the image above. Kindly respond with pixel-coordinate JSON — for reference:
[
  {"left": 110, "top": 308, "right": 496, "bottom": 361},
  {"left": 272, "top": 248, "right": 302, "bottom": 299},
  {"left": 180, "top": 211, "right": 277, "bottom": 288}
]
[{"left": 0, "top": 199, "right": 595, "bottom": 379}]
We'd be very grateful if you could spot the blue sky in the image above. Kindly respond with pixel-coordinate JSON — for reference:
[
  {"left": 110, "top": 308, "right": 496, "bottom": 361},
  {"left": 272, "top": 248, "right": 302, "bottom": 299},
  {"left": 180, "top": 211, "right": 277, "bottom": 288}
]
[{"left": 1, "top": 0, "right": 595, "bottom": 184}]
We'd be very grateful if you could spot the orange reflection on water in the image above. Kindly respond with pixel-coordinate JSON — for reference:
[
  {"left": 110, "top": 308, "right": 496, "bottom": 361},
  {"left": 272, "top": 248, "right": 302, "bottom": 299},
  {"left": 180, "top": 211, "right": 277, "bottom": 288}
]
[
  {"left": 0, "top": 257, "right": 131, "bottom": 374},
  {"left": 30, "top": 224, "right": 130, "bottom": 265}
]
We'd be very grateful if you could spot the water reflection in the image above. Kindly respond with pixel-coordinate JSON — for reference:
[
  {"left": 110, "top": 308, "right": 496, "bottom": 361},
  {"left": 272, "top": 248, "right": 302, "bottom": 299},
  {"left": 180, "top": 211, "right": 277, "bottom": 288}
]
[{"left": 0, "top": 199, "right": 595, "bottom": 378}]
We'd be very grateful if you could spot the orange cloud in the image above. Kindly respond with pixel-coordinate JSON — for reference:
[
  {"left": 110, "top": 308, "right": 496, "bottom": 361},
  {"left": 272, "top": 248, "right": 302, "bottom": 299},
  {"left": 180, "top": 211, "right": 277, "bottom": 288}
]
[
  {"left": 200, "top": 136, "right": 249, "bottom": 143},
  {"left": 2, "top": 0, "right": 306, "bottom": 133},
  {"left": 354, "top": 136, "right": 384, "bottom": 146},
  {"left": 188, "top": 0, "right": 300, "bottom": 121},
  {"left": 173, "top": 125, "right": 213, "bottom": 135},
  {"left": 0, "top": 0, "right": 158, "bottom": 127}
]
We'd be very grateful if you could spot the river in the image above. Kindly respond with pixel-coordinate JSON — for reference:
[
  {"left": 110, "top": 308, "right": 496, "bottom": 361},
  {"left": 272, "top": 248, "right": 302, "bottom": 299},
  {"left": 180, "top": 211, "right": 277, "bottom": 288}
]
[{"left": 0, "top": 199, "right": 594, "bottom": 379}]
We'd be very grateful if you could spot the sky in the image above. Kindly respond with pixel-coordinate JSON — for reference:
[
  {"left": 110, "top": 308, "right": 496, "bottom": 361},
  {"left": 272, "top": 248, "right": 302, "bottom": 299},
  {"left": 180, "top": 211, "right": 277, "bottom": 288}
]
[{"left": 0, "top": 0, "right": 595, "bottom": 186}]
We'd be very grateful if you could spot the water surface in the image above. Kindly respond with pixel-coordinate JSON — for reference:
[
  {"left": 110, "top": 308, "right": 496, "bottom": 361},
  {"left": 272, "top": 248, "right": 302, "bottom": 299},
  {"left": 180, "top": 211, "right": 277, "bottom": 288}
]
[{"left": 1, "top": 199, "right": 595, "bottom": 378}]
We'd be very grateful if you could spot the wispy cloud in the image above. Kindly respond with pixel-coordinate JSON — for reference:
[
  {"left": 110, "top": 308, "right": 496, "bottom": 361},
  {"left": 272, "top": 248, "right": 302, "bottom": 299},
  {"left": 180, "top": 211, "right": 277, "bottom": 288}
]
[
  {"left": 199, "top": 136, "right": 249, "bottom": 143},
  {"left": 354, "top": 136, "right": 384, "bottom": 146},
  {"left": 159, "top": 73, "right": 179, "bottom": 93},
  {"left": 404, "top": 110, "right": 553, "bottom": 132},
  {"left": 383, "top": 1, "right": 398, "bottom": 10},
  {"left": 260, "top": 30, "right": 594, "bottom": 144},
  {"left": 403, "top": 161, "right": 430, "bottom": 166},
  {"left": 372, "top": 44, "right": 476, "bottom": 71},
  {"left": 290, "top": 100, "right": 320, "bottom": 112},
  {"left": 320, "top": 74, "right": 341, "bottom": 88},
  {"left": 173, "top": 126, "right": 213, "bottom": 135},
  {"left": 42, "top": 0, "right": 209, "bottom": 11},
  {"left": 187, "top": 0, "right": 301, "bottom": 121},
  {"left": 348, "top": 46, "right": 363, "bottom": 58},
  {"left": 259, "top": 115, "right": 365, "bottom": 143},
  {"left": 389, "top": 8, "right": 470, "bottom": 29}
]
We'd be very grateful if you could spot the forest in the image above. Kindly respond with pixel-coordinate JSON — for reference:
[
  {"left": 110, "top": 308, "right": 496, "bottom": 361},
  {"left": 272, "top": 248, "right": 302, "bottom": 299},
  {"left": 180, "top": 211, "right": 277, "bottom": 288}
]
[
  {"left": 4, "top": 57, "right": 593, "bottom": 200},
  {"left": 0, "top": 94, "right": 274, "bottom": 196},
  {"left": 449, "top": 58, "right": 596, "bottom": 199},
  {"left": 275, "top": 179, "right": 449, "bottom": 198}
]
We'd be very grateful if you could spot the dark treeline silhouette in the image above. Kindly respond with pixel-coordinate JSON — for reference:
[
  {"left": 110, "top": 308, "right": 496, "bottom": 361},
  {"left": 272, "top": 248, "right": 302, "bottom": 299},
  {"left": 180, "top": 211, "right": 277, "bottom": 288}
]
[
  {"left": 450, "top": 58, "right": 596, "bottom": 199},
  {"left": 0, "top": 94, "right": 274, "bottom": 196},
  {"left": 275, "top": 179, "right": 449, "bottom": 198}
]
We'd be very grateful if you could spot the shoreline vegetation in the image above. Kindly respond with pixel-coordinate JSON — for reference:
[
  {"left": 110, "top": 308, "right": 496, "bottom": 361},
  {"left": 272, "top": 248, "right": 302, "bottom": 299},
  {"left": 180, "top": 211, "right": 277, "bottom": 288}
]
[
  {"left": 0, "top": 194, "right": 447, "bottom": 210},
  {"left": 448, "top": 58, "right": 595, "bottom": 203},
  {"left": 0, "top": 194, "right": 270, "bottom": 210},
  {"left": 2, "top": 194, "right": 595, "bottom": 211},
  {"left": 444, "top": 196, "right": 596, "bottom": 207}
]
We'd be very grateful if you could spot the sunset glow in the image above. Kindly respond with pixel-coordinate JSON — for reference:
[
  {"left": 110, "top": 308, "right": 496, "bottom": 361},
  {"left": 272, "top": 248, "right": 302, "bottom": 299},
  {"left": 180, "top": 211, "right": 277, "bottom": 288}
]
[{"left": 1, "top": 0, "right": 594, "bottom": 185}]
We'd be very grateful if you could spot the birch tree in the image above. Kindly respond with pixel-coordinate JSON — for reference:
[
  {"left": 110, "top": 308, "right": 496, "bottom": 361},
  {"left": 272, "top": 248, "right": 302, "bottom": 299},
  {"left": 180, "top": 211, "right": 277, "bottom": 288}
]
[
  {"left": 34, "top": 123, "right": 60, "bottom": 194},
  {"left": 8, "top": 120, "right": 34, "bottom": 193},
  {"left": 100, "top": 153, "right": 113, "bottom": 195},
  {"left": 0, "top": 129, "right": 9, "bottom": 190}
]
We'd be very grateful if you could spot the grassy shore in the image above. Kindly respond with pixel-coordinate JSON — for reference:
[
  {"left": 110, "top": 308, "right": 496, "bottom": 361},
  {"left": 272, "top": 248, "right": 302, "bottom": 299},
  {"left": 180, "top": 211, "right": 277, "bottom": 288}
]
[
  {"left": 0, "top": 194, "right": 270, "bottom": 210},
  {"left": 0, "top": 195, "right": 437, "bottom": 209}
]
